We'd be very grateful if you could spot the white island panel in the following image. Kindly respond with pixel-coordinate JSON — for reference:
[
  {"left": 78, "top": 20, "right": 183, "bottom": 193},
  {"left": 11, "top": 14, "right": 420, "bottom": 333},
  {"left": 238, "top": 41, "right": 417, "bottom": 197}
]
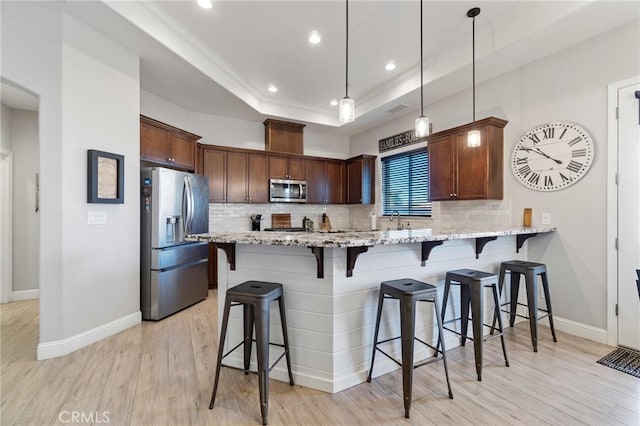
[{"left": 211, "top": 231, "right": 551, "bottom": 393}]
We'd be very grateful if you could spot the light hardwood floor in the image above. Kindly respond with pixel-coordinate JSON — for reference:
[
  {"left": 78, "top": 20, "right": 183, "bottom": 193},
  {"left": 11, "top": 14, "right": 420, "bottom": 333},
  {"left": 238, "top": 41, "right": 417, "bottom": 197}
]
[{"left": 2, "top": 292, "right": 639, "bottom": 425}]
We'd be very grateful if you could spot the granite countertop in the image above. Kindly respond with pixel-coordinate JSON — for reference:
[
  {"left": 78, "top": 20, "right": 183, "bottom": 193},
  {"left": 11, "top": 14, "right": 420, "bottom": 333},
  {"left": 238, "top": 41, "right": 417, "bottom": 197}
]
[{"left": 187, "top": 226, "right": 556, "bottom": 248}]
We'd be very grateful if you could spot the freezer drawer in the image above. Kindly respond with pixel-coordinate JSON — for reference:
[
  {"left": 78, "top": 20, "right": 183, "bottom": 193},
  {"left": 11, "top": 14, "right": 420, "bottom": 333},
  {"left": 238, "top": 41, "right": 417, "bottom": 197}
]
[
  {"left": 151, "top": 242, "right": 208, "bottom": 270},
  {"left": 143, "top": 258, "right": 208, "bottom": 320}
]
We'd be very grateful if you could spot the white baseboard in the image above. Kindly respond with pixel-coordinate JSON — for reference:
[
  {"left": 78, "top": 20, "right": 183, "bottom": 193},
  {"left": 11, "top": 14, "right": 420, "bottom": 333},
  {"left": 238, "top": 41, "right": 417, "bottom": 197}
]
[
  {"left": 548, "top": 315, "right": 608, "bottom": 345},
  {"left": 37, "top": 311, "right": 141, "bottom": 360},
  {"left": 10, "top": 289, "right": 39, "bottom": 301}
]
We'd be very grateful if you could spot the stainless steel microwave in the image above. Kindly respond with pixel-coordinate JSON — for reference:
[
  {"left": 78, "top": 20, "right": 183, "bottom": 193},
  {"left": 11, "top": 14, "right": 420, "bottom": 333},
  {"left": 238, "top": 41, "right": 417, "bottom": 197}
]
[{"left": 270, "top": 179, "right": 307, "bottom": 203}]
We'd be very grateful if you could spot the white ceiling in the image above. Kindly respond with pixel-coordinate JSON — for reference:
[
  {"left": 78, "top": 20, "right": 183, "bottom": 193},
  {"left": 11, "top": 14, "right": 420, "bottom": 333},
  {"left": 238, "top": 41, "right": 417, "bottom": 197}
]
[
  {"left": 61, "top": 0, "right": 639, "bottom": 135},
  {"left": 1, "top": 81, "right": 39, "bottom": 111}
]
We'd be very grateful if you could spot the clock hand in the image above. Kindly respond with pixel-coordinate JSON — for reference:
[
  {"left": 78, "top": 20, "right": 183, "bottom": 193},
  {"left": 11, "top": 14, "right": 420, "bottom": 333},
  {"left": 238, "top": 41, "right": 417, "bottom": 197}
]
[
  {"left": 518, "top": 146, "right": 563, "bottom": 164},
  {"left": 532, "top": 147, "right": 563, "bottom": 164}
]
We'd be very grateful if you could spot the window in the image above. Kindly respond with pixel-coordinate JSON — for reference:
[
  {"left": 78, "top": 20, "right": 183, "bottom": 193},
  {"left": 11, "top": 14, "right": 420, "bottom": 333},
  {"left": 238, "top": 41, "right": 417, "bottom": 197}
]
[{"left": 381, "top": 148, "right": 431, "bottom": 216}]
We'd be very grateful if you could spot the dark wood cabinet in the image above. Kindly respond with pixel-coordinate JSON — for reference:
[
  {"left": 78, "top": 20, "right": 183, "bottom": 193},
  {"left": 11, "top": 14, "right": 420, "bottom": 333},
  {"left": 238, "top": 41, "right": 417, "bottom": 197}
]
[
  {"left": 140, "top": 115, "right": 200, "bottom": 171},
  {"left": 306, "top": 159, "right": 345, "bottom": 204},
  {"left": 268, "top": 155, "right": 306, "bottom": 180},
  {"left": 427, "top": 117, "right": 507, "bottom": 201},
  {"left": 227, "top": 152, "right": 268, "bottom": 203},
  {"left": 347, "top": 154, "right": 376, "bottom": 204},
  {"left": 199, "top": 147, "right": 227, "bottom": 202},
  {"left": 264, "top": 119, "right": 305, "bottom": 154}
]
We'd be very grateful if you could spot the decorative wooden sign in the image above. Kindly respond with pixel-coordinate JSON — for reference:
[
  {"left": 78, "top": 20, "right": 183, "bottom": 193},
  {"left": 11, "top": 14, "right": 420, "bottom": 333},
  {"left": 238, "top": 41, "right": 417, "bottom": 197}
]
[{"left": 378, "top": 129, "right": 426, "bottom": 153}]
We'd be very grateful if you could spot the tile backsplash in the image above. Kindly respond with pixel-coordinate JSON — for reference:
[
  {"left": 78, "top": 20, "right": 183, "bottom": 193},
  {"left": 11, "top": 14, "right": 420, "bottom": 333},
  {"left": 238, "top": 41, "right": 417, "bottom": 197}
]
[{"left": 208, "top": 199, "right": 511, "bottom": 232}]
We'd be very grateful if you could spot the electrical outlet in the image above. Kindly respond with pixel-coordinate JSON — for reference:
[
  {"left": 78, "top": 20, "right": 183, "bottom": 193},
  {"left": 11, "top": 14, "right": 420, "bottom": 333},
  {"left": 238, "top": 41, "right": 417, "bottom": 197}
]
[
  {"left": 88, "top": 211, "right": 107, "bottom": 225},
  {"left": 541, "top": 213, "right": 551, "bottom": 225}
]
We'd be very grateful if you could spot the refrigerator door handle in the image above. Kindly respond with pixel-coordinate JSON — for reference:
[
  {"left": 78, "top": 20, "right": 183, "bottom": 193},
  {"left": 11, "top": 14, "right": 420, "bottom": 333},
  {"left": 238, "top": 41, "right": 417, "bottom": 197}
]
[{"left": 183, "top": 175, "right": 195, "bottom": 235}]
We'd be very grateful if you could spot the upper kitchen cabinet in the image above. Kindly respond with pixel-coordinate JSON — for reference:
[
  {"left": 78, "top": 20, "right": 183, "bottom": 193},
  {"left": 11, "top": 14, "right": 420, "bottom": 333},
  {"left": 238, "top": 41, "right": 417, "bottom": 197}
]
[
  {"left": 428, "top": 117, "right": 507, "bottom": 201},
  {"left": 227, "top": 151, "right": 269, "bottom": 203},
  {"left": 347, "top": 154, "right": 376, "bottom": 204},
  {"left": 140, "top": 115, "right": 201, "bottom": 171},
  {"left": 268, "top": 155, "right": 306, "bottom": 180},
  {"left": 264, "top": 119, "right": 305, "bottom": 155},
  {"left": 306, "top": 159, "right": 345, "bottom": 204},
  {"left": 197, "top": 145, "right": 227, "bottom": 202}
]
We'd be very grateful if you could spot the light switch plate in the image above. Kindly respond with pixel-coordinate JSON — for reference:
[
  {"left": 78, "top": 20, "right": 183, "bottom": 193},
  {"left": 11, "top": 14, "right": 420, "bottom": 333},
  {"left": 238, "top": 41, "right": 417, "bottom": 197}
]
[
  {"left": 541, "top": 213, "right": 551, "bottom": 225},
  {"left": 88, "top": 211, "right": 107, "bottom": 225}
]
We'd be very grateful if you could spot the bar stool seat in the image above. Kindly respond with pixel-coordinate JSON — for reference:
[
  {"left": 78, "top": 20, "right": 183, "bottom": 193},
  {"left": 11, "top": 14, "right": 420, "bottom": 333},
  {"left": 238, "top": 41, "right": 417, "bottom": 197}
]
[
  {"left": 440, "top": 269, "right": 509, "bottom": 381},
  {"left": 367, "top": 278, "right": 453, "bottom": 419},
  {"left": 209, "top": 281, "right": 294, "bottom": 425},
  {"left": 495, "top": 260, "right": 557, "bottom": 352}
]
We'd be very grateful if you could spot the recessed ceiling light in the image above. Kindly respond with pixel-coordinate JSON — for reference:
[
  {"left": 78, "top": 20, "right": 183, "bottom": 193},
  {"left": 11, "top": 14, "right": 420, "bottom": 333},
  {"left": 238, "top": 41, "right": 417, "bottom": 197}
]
[
  {"left": 308, "top": 31, "right": 321, "bottom": 44},
  {"left": 385, "top": 61, "right": 396, "bottom": 71},
  {"left": 330, "top": 99, "right": 338, "bottom": 106},
  {"left": 268, "top": 85, "right": 278, "bottom": 93},
  {"left": 197, "top": 0, "right": 213, "bottom": 9}
]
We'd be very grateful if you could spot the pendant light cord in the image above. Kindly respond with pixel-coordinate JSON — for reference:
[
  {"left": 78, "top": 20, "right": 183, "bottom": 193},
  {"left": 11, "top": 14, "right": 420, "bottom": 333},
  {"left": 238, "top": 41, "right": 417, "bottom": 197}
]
[
  {"left": 420, "top": 0, "right": 424, "bottom": 116},
  {"left": 345, "top": 0, "right": 349, "bottom": 98},
  {"left": 472, "top": 13, "right": 475, "bottom": 123}
]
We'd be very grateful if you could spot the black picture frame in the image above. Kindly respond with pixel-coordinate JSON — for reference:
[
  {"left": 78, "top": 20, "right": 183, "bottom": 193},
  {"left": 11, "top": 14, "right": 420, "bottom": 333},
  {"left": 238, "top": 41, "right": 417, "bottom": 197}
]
[{"left": 87, "top": 149, "right": 124, "bottom": 204}]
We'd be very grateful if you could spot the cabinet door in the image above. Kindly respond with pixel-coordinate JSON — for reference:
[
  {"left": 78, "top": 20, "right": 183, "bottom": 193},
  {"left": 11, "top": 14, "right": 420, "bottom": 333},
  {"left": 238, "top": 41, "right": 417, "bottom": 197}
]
[
  {"left": 428, "top": 136, "right": 455, "bottom": 200},
  {"left": 248, "top": 154, "right": 268, "bottom": 203},
  {"left": 268, "top": 156, "right": 288, "bottom": 179},
  {"left": 288, "top": 158, "right": 306, "bottom": 180},
  {"left": 227, "top": 152, "right": 248, "bottom": 202},
  {"left": 325, "top": 161, "right": 346, "bottom": 204},
  {"left": 306, "top": 159, "right": 326, "bottom": 204},
  {"left": 140, "top": 122, "right": 169, "bottom": 163},
  {"left": 170, "top": 134, "right": 195, "bottom": 170},
  {"left": 455, "top": 129, "right": 489, "bottom": 199},
  {"left": 202, "top": 149, "right": 226, "bottom": 202},
  {"left": 347, "top": 160, "right": 362, "bottom": 204}
]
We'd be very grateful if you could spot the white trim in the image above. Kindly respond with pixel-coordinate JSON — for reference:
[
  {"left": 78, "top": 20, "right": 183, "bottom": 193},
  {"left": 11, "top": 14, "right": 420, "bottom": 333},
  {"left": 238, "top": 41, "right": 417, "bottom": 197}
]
[
  {"left": 553, "top": 315, "right": 608, "bottom": 345},
  {"left": 36, "top": 311, "right": 142, "bottom": 360},
  {"left": 606, "top": 76, "right": 640, "bottom": 347},
  {"left": 10, "top": 289, "right": 39, "bottom": 301},
  {"left": 0, "top": 150, "right": 12, "bottom": 304}
]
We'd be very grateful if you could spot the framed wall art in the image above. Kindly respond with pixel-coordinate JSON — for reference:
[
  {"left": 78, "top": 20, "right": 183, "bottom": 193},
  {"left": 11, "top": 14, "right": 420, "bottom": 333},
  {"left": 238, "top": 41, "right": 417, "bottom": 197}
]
[{"left": 87, "top": 149, "right": 124, "bottom": 204}]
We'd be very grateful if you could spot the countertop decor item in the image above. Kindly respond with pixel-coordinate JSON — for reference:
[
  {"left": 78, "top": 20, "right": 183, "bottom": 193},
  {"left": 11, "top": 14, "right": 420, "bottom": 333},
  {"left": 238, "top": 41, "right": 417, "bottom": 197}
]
[{"left": 511, "top": 122, "right": 594, "bottom": 191}]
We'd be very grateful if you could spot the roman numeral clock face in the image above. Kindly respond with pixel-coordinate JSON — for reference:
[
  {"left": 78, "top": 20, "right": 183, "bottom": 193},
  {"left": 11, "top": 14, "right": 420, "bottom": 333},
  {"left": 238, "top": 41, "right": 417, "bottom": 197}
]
[{"left": 511, "top": 122, "right": 594, "bottom": 191}]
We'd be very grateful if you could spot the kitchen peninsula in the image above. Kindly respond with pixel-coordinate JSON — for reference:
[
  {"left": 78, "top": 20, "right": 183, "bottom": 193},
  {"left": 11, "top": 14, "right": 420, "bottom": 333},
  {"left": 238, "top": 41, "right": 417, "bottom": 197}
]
[{"left": 189, "top": 226, "right": 555, "bottom": 393}]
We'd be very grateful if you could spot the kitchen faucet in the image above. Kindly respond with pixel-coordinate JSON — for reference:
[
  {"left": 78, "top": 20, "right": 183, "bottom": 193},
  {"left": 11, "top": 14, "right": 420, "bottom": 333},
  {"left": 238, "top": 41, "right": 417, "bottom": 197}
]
[{"left": 390, "top": 211, "right": 402, "bottom": 230}]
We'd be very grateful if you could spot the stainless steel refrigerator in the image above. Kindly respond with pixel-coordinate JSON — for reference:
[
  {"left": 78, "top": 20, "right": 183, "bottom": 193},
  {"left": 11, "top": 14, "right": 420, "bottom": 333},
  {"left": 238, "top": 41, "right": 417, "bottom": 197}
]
[{"left": 140, "top": 167, "right": 209, "bottom": 320}]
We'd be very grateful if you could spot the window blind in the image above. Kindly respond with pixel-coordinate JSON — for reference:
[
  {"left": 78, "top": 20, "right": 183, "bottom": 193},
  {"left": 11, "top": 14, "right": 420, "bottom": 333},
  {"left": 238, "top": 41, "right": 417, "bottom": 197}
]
[{"left": 381, "top": 148, "right": 431, "bottom": 216}]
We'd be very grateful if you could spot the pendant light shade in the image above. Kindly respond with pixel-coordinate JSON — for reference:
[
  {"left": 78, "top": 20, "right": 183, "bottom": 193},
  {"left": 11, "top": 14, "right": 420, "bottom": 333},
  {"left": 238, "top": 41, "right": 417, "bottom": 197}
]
[
  {"left": 415, "top": 116, "right": 430, "bottom": 138},
  {"left": 339, "top": 97, "right": 355, "bottom": 123},
  {"left": 467, "top": 129, "right": 481, "bottom": 147},
  {"left": 467, "top": 7, "right": 481, "bottom": 147},
  {"left": 415, "top": 0, "right": 430, "bottom": 138},
  {"left": 339, "top": 0, "right": 355, "bottom": 124}
]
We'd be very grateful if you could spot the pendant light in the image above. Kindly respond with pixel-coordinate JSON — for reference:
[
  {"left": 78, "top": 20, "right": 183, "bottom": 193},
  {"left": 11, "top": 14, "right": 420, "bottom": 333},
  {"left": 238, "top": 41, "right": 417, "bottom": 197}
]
[
  {"left": 339, "top": 0, "right": 355, "bottom": 123},
  {"left": 415, "top": 0, "right": 429, "bottom": 138},
  {"left": 467, "top": 7, "right": 481, "bottom": 148}
]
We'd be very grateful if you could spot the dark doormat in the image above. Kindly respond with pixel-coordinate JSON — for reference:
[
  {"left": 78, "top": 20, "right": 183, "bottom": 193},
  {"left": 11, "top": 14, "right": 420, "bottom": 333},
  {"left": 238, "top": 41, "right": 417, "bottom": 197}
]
[{"left": 597, "top": 347, "right": 640, "bottom": 378}]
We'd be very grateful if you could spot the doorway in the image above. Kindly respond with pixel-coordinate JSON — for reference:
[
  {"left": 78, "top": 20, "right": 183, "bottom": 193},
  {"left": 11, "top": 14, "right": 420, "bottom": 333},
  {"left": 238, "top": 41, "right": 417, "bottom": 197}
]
[
  {"left": 607, "top": 77, "right": 640, "bottom": 350},
  {"left": 0, "top": 81, "right": 40, "bottom": 305}
]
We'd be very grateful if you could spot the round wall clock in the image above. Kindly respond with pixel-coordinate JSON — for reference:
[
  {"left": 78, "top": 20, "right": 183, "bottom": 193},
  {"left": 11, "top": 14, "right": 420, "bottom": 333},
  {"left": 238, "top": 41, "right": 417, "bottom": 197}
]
[{"left": 511, "top": 121, "right": 595, "bottom": 191}]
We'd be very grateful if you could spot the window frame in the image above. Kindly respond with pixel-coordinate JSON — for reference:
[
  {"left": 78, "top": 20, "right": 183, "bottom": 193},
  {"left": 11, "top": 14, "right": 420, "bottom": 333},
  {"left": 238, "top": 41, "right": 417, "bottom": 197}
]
[{"left": 380, "top": 147, "right": 431, "bottom": 217}]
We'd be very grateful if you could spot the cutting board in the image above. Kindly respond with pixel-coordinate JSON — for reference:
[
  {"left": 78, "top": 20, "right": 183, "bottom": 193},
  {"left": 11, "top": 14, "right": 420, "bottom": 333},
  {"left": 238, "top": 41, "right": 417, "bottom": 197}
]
[{"left": 271, "top": 213, "right": 291, "bottom": 228}]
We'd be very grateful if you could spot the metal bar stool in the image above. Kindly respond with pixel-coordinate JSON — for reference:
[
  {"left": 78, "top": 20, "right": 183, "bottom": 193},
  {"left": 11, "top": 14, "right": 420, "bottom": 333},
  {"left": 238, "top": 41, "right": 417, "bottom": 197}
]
[
  {"left": 209, "top": 281, "right": 294, "bottom": 425},
  {"left": 367, "top": 278, "right": 453, "bottom": 419},
  {"left": 439, "top": 269, "right": 509, "bottom": 381},
  {"left": 494, "top": 260, "right": 557, "bottom": 352}
]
